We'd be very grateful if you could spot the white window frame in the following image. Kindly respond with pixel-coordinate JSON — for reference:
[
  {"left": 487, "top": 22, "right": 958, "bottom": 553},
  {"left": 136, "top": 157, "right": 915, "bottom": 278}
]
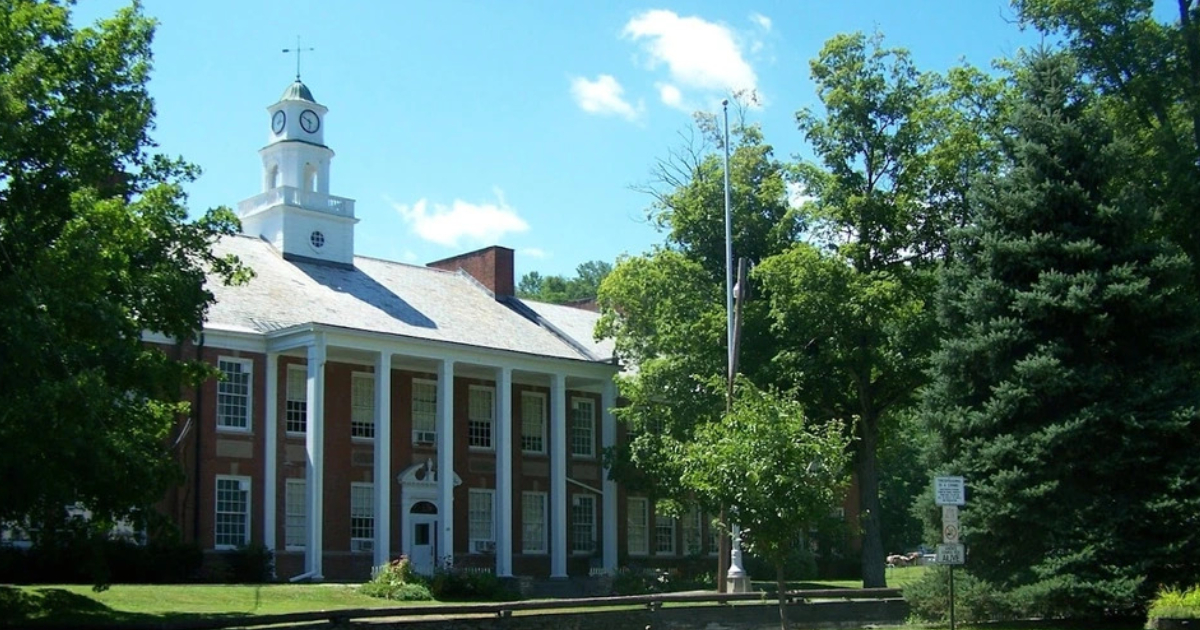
[
  {"left": 571, "top": 494, "right": 597, "bottom": 555},
  {"left": 627, "top": 497, "right": 649, "bottom": 556},
  {"left": 411, "top": 378, "right": 438, "bottom": 446},
  {"left": 683, "top": 508, "right": 704, "bottom": 556},
  {"left": 468, "top": 489, "right": 496, "bottom": 554},
  {"left": 350, "top": 372, "right": 375, "bottom": 440},
  {"left": 350, "top": 482, "right": 374, "bottom": 553},
  {"left": 655, "top": 513, "right": 676, "bottom": 556},
  {"left": 520, "top": 391, "right": 547, "bottom": 454},
  {"left": 285, "top": 478, "right": 306, "bottom": 550},
  {"left": 570, "top": 397, "right": 596, "bottom": 458},
  {"left": 285, "top": 365, "right": 307, "bottom": 435},
  {"left": 216, "top": 357, "right": 252, "bottom": 432},
  {"left": 467, "top": 385, "right": 495, "bottom": 451},
  {"left": 214, "top": 475, "right": 251, "bottom": 550},
  {"left": 521, "top": 491, "right": 547, "bottom": 554}
]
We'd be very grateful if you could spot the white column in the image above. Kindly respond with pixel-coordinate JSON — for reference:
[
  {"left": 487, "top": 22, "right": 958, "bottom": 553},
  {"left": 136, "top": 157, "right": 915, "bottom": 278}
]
[
  {"left": 263, "top": 352, "right": 279, "bottom": 555},
  {"left": 373, "top": 351, "right": 392, "bottom": 569},
  {"left": 436, "top": 359, "right": 455, "bottom": 566},
  {"left": 601, "top": 380, "right": 618, "bottom": 574},
  {"left": 494, "top": 366, "right": 513, "bottom": 577},
  {"left": 550, "top": 373, "right": 568, "bottom": 578},
  {"left": 305, "top": 336, "right": 327, "bottom": 579}
]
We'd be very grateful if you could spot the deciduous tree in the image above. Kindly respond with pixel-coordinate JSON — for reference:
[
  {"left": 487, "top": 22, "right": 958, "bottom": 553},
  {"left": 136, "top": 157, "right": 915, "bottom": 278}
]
[{"left": 0, "top": 0, "right": 246, "bottom": 541}]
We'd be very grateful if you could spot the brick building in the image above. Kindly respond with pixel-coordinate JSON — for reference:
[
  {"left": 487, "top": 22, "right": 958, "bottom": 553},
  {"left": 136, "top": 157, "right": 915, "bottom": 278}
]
[{"left": 157, "top": 79, "right": 731, "bottom": 582}]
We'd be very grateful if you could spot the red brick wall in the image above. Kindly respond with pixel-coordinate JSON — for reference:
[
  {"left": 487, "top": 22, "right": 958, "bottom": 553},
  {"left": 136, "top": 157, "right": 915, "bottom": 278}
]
[{"left": 426, "top": 246, "right": 515, "bottom": 297}]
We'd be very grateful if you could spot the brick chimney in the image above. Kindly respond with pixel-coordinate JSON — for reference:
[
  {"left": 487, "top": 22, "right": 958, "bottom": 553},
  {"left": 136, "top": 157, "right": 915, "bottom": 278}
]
[{"left": 427, "top": 246, "right": 515, "bottom": 298}]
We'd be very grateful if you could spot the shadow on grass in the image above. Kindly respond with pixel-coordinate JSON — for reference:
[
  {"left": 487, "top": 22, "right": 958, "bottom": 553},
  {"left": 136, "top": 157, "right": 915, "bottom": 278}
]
[{"left": 0, "top": 586, "right": 245, "bottom": 629}]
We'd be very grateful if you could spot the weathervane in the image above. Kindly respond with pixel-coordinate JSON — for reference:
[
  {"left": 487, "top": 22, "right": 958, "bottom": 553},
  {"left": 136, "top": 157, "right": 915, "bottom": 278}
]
[{"left": 282, "top": 36, "right": 314, "bottom": 81}]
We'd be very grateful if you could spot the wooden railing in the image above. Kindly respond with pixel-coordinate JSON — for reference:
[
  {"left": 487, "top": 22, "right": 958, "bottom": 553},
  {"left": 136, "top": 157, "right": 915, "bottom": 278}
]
[{"left": 44, "top": 588, "right": 903, "bottom": 630}]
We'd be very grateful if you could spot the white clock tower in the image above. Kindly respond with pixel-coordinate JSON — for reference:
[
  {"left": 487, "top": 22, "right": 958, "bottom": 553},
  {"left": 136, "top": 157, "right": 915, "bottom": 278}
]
[{"left": 238, "top": 80, "right": 358, "bottom": 266}]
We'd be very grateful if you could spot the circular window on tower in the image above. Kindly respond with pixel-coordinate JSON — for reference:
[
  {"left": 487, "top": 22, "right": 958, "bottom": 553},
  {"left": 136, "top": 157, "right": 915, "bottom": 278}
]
[{"left": 309, "top": 230, "right": 325, "bottom": 250}]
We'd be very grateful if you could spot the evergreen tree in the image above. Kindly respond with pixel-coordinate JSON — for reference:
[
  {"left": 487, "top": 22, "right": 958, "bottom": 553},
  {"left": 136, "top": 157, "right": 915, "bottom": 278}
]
[{"left": 925, "top": 52, "right": 1200, "bottom": 615}]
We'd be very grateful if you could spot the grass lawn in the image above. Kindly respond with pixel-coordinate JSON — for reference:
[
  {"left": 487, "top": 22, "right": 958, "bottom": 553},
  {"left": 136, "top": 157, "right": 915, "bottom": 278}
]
[
  {"left": 0, "top": 583, "right": 441, "bottom": 626},
  {"left": 752, "top": 563, "right": 931, "bottom": 593}
]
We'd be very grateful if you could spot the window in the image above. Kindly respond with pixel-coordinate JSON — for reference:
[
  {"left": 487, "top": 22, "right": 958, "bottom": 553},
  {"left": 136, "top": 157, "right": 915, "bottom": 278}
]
[
  {"left": 217, "top": 358, "right": 252, "bottom": 431},
  {"left": 350, "top": 483, "right": 374, "bottom": 552},
  {"left": 627, "top": 497, "right": 648, "bottom": 556},
  {"left": 285, "top": 479, "right": 305, "bottom": 549},
  {"left": 468, "top": 386, "right": 494, "bottom": 450},
  {"left": 572, "top": 494, "right": 596, "bottom": 554},
  {"left": 708, "top": 514, "right": 720, "bottom": 556},
  {"left": 468, "top": 489, "right": 495, "bottom": 553},
  {"left": 285, "top": 365, "right": 307, "bottom": 434},
  {"left": 521, "top": 492, "right": 547, "bottom": 554},
  {"left": 351, "top": 373, "right": 375, "bottom": 439},
  {"left": 412, "top": 379, "right": 437, "bottom": 446},
  {"left": 520, "top": 392, "right": 546, "bottom": 453},
  {"left": 571, "top": 397, "right": 595, "bottom": 457},
  {"left": 683, "top": 508, "right": 703, "bottom": 556},
  {"left": 215, "top": 476, "right": 250, "bottom": 549},
  {"left": 655, "top": 513, "right": 676, "bottom": 555}
]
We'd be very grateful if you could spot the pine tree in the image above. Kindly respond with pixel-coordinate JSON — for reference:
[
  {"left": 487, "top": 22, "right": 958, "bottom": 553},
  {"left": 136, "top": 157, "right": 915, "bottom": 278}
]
[{"left": 925, "top": 52, "right": 1200, "bottom": 615}]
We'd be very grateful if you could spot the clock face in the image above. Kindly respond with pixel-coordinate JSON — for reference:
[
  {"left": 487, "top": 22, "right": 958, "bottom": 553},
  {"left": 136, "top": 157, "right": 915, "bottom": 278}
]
[
  {"left": 299, "top": 109, "right": 320, "bottom": 133},
  {"left": 271, "top": 110, "right": 286, "bottom": 134}
]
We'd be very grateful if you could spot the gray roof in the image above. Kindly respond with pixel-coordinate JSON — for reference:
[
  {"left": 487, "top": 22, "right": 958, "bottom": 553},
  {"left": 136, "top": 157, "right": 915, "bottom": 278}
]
[
  {"left": 206, "top": 235, "right": 611, "bottom": 363},
  {"left": 280, "top": 80, "right": 316, "bottom": 103}
]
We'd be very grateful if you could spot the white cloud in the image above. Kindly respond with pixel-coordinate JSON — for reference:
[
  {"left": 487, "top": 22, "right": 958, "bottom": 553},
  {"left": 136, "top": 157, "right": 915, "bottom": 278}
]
[
  {"left": 750, "top": 12, "right": 771, "bottom": 31},
  {"left": 520, "top": 247, "right": 549, "bottom": 259},
  {"left": 623, "top": 10, "right": 757, "bottom": 95},
  {"left": 391, "top": 188, "right": 529, "bottom": 248},
  {"left": 658, "top": 83, "right": 684, "bottom": 110},
  {"left": 786, "top": 181, "right": 814, "bottom": 209},
  {"left": 570, "top": 74, "right": 642, "bottom": 121}
]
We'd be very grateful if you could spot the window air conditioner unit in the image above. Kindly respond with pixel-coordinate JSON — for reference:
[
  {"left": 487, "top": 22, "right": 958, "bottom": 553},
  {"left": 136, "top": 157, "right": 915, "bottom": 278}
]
[
  {"left": 472, "top": 540, "right": 496, "bottom": 553},
  {"left": 415, "top": 431, "right": 437, "bottom": 445},
  {"left": 352, "top": 539, "right": 374, "bottom": 553}
]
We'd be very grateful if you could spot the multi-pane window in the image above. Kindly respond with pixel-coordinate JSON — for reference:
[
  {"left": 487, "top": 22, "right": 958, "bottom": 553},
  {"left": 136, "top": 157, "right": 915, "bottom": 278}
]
[
  {"left": 285, "top": 479, "right": 306, "bottom": 549},
  {"left": 521, "top": 392, "right": 546, "bottom": 453},
  {"left": 627, "top": 497, "right": 649, "bottom": 555},
  {"left": 468, "top": 386, "right": 494, "bottom": 449},
  {"left": 351, "top": 373, "right": 375, "bottom": 439},
  {"left": 285, "top": 365, "right": 307, "bottom": 434},
  {"left": 468, "top": 489, "right": 495, "bottom": 553},
  {"left": 521, "top": 492, "right": 547, "bottom": 554},
  {"left": 412, "top": 379, "right": 437, "bottom": 446},
  {"left": 571, "top": 398, "right": 595, "bottom": 457},
  {"left": 683, "top": 508, "right": 704, "bottom": 556},
  {"left": 572, "top": 495, "right": 596, "bottom": 554},
  {"left": 217, "top": 358, "right": 251, "bottom": 430},
  {"left": 350, "top": 483, "right": 374, "bottom": 552},
  {"left": 215, "top": 476, "right": 250, "bottom": 549},
  {"left": 708, "top": 515, "right": 720, "bottom": 555},
  {"left": 655, "top": 513, "right": 676, "bottom": 555}
]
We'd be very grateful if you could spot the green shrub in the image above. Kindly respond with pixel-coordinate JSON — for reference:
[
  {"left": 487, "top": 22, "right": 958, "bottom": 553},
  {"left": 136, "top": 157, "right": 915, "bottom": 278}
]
[
  {"left": 359, "top": 557, "right": 433, "bottom": 601},
  {"left": 903, "top": 565, "right": 1020, "bottom": 624},
  {"left": 1149, "top": 586, "right": 1200, "bottom": 622},
  {"left": 222, "top": 544, "right": 274, "bottom": 583},
  {"left": 428, "top": 566, "right": 514, "bottom": 601}
]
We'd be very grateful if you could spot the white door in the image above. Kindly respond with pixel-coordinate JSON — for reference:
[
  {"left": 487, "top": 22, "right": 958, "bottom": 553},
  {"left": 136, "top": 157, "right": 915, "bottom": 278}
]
[{"left": 410, "top": 515, "right": 437, "bottom": 575}]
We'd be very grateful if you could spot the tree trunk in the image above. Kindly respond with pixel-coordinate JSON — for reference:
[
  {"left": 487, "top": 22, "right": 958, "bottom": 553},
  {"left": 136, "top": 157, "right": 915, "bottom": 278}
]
[
  {"left": 776, "top": 562, "right": 789, "bottom": 630},
  {"left": 857, "top": 413, "right": 886, "bottom": 588}
]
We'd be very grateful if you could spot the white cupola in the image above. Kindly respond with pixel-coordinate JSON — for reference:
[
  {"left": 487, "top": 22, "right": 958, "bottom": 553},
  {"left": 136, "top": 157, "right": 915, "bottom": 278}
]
[{"left": 237, "top": 80, "right": 358, "bottom": 267}]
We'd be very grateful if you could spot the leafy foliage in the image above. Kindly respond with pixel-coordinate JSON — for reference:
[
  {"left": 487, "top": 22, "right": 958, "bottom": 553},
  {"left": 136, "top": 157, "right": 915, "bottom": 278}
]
[
  {"left": 924, "top": 51, "right": 1200, "bottom": 616},
  {"left": 516, "top": 260, "right": 612, "bottom": 304},
  {"left": 359, "top": 558, "right": 433, "bottom": 601},
  {"left": 0, "top": 0, "right": 248, "bottom": 549}
]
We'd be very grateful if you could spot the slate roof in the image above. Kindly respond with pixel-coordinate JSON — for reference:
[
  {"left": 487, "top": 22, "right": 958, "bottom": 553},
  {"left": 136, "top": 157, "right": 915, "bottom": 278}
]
[{"left": 206, "top": 235, "right": 612, "bottom": 364}]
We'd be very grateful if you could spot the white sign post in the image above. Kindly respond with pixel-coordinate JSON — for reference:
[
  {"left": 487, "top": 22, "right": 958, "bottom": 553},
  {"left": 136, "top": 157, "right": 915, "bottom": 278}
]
[
  {"left": 935, "top": 476, "right": 965, "bottom": 506},
  {"left": 933, "top": 476, "right": 966, "bottom": 630}
]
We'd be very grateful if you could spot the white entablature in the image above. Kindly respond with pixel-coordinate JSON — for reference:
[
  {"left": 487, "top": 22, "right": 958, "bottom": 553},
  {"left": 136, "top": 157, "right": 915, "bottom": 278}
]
[{"left": 239, "top": 80, "right": 358, "bottom": 266}]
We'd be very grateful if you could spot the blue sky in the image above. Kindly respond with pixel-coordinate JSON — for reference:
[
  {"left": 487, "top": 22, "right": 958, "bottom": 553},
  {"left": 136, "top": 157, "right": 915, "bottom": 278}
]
[{"left": 75, "top": 1, "right": 1041, "bottom": 279}]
